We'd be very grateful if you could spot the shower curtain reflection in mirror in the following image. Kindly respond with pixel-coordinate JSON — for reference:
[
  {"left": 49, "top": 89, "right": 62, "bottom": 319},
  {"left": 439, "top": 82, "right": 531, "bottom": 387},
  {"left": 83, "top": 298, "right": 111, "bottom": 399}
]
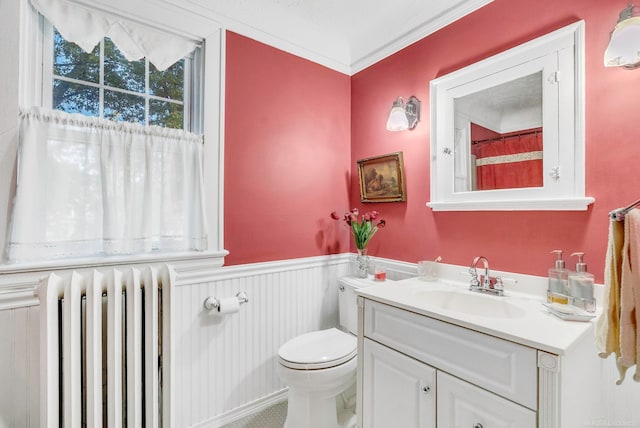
[
  {"left": 470, "top": 123, "right": 543, "bottom": 190},
  {"left": 453, "top": 123, "right": 543, "bottom": 192}
]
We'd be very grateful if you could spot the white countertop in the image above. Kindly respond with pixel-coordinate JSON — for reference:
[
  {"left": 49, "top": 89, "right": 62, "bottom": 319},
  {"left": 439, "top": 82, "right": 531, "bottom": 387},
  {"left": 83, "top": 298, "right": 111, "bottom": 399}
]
[{"left": 352, "top": 276, "right": 597, "bottom": 355}]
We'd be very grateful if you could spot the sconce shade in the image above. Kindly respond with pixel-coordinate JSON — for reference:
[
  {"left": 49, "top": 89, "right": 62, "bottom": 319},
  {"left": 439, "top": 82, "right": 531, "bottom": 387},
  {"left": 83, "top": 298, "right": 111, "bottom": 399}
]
[
  {"left": 605, "top": 4, "right": 640, "bottom": 68},
  {"left": 386, "top": 96, "right": 421, "bottom": 131},
  {"left": 386, "top": 98, "right": 410, "bottom": 131}
]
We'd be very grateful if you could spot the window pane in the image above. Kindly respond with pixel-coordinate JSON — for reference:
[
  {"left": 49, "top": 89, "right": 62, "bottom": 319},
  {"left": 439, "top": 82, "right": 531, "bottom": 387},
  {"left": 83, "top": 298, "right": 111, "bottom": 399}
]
[
  {"left": 53, "top": 28, "right": 99, "bottom": 83},
  {"left": 49, "top": 29, "right": 195, "bottom": 129},
  {"left": 149, "top": 100, "right": 184, "bottom": 129},
  {"left": 150, "top": 60, "right": 184, "bottom": 101},
  {"left": 104, "top": 90, "right": 145, "bottom": 124},
  {"left": 53, "top": 79, "right": 99, "bottom": 116},
  {"left": 104, "top": 38, "right": 145, "bottom": 93}
]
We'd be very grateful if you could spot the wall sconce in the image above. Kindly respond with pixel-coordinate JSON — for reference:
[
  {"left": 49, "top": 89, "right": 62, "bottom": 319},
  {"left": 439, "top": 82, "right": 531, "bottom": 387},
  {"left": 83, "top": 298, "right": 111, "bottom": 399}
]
[
  {"left": 386, "top": 96, "right": 421, "bottom": 131},
  {"left": 604, "top": 2, "right": 640, "bottom": 69}
]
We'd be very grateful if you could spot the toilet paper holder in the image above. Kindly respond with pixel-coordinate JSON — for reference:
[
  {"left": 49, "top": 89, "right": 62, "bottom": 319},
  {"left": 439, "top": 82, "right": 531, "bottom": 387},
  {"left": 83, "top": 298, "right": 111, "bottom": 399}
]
[{"left": 203, "top": 291, "right": 249, "bottom": 311}]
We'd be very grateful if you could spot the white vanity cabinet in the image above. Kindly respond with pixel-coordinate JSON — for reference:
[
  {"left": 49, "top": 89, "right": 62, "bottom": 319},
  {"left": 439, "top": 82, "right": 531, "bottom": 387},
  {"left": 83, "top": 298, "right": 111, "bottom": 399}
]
[{"left": 356, "top": 296, "right": 599, "bottom": 428}]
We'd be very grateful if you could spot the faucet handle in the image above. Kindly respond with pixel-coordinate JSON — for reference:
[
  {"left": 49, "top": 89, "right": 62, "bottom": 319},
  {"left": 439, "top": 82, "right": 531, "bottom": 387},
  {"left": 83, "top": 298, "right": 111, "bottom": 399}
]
[
  {"left": 493, "top": 276, "right": 518, "bottom": 293},
  {"left": 467, "top": 267, "right": 479, "bottom": 287},
  {"left": 494, "top": 276, "right": 504, "bottom": 290}
]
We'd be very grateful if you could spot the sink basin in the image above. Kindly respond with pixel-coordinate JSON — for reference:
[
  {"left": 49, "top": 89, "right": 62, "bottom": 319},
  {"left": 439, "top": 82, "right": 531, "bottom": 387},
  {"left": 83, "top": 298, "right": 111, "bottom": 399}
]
[{"left": 414, "top": 290, "right": 527, "bottom": 318}]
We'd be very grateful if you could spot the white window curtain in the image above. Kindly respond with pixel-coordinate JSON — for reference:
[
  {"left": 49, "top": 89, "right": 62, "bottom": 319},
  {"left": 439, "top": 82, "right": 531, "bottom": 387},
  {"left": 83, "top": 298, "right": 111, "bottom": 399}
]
[
  {"left": 30, "top": 0, "right": 199, "bottom": 70},
  {"left": 7, "top": 107, "right": 208, "bottom": 263}
]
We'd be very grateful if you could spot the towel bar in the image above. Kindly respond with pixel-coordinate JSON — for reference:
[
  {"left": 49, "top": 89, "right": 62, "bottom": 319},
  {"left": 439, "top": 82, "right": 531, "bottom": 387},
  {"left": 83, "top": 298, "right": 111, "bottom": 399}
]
[{"left": 609, "top": 198, "right": 640, "bottom": 221}]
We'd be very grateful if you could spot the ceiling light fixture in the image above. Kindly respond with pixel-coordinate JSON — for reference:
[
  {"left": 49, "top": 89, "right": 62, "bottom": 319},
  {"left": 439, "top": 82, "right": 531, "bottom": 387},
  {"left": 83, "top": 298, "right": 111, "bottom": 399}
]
[
  {"left": 386, "top": 96, "right": 421, "bottom": 131},
  {"left": 604, "top": 2, "right": 640, "bottom": 69}
]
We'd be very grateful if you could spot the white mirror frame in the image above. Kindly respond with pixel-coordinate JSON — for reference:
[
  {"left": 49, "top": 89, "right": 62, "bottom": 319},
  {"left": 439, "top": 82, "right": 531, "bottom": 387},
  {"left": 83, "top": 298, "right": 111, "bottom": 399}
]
[{"left": 428, "top": 21, "right": 594, "bottom": 211}]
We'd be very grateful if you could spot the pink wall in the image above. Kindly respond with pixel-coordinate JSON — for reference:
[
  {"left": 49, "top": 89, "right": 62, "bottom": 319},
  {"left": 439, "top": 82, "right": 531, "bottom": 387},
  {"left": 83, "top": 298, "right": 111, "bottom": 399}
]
[
  {"left": 224, "top": 0, "right": 640, "bottom": 281},
  {"left": 351, "top": 0, "right": 640, "bottom": 282},
  {"left": 224, "top": 32, "right": 351, "bottom": 265}
]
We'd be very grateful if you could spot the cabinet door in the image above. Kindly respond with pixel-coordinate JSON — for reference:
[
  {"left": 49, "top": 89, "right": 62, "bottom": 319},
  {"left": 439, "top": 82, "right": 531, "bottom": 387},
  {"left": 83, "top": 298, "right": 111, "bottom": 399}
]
[
  {"left": 437, "top": 371, "right": 536, "bottom": 428},
  {"left": 362, "top": 338, "right": 436, "bottom": 428}
]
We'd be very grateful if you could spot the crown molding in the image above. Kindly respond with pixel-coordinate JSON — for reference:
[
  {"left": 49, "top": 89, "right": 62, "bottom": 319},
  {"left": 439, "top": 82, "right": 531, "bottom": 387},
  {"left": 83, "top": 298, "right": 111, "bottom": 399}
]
[
  {"left": 350, "top": 0, "right": 493, "bottom": 74},
  {"left": 68, "top": 0, "right": 494, "bottom": 75},
  {"left": 160, "top": 0, "right": 353, "bottom": 75},
  {"left": 160, "top": 0, "right": 493, "bottom": 76}
]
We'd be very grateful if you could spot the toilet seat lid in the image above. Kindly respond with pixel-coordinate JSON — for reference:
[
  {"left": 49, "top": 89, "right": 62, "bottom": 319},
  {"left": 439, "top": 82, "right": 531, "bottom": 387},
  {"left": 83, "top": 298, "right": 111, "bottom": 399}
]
[{"left": 278, "top": 328, "right": 356, "bottom": 370}]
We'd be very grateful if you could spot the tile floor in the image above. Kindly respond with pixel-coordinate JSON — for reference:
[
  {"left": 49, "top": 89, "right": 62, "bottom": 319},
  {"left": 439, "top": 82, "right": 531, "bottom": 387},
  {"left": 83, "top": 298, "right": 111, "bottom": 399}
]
[{"left": 222, "top": 401, "right": 287, "bottom": 428}]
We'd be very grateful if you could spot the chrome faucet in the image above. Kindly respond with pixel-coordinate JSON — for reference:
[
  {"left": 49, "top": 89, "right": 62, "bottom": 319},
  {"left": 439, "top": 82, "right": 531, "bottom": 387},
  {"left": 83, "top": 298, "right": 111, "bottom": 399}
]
[{"left": 469, "top": 256, "right": 504, "bottom": 296}]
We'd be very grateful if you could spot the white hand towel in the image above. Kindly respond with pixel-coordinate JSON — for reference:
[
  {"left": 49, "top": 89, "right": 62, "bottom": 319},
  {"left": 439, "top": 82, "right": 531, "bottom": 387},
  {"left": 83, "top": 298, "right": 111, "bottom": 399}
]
[
  {"left": 595, "top": 219, "right": 623, "bottom": 358},
  {"left": 617, "top": 209, "right": 640, "bottom": 383}
]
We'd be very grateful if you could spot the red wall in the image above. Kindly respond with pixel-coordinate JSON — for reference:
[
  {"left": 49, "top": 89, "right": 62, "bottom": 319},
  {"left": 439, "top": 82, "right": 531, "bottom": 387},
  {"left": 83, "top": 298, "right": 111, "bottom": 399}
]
[
  {"left": 224, "top": 32, "right": 351, "bottom": 265},
  {"left": 351, "top": 0, "right": 640, "bottom": 282},
  {"left": 225, "top": 0, "right": 640, "bottom": 282}
]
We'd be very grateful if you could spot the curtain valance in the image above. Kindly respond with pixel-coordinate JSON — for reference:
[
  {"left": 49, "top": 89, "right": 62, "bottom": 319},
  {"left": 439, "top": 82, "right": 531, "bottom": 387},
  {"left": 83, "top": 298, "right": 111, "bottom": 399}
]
[{"left": 31, "top": 0, "right": 200, "bottom": 70}]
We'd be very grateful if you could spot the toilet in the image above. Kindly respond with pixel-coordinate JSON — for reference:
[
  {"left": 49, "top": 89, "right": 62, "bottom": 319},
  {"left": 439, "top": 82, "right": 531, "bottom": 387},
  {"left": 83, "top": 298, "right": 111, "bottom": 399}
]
[{"left": 278, "top": 277, "right": 371, "bottom": 428}]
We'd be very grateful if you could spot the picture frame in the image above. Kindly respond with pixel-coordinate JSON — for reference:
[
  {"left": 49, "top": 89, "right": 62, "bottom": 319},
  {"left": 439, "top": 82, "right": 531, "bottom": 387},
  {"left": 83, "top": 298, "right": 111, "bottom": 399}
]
[{"left": 357, "top": 151, "right": 407, "bottom": 203}]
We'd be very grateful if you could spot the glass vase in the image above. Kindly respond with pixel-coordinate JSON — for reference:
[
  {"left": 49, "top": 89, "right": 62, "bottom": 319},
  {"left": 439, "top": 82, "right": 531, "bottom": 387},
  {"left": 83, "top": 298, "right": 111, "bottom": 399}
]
[{"left": 352, "top": 248, "right": 369, "bottom": 278}]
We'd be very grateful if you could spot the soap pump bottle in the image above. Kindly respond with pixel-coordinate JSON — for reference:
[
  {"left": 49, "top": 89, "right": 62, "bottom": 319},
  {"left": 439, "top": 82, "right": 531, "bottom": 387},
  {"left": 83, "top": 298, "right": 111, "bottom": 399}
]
[
  {"left": 568, "top": 252, "right": 596, "bottom": 312},
  {"left": 547, "top": 250, "right": 569, "bottom": 304}
]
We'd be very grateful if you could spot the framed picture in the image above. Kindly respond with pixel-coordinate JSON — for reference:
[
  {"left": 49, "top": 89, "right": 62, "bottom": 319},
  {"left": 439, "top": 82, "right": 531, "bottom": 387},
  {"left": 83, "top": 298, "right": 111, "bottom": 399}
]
[{"left": 357, "top": 152, "right": 407, "bottom": 203}]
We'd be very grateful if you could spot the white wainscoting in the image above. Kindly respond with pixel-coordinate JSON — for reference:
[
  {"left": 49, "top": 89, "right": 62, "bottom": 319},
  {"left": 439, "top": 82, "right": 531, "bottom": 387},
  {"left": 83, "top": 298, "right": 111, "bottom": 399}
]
[
  {"left": 173, "top": 255, "right": 352, "bottom": 427},
  {"left": 0, "top": 305, "right": 40, "bottom": 428},
  {"left": 2, "top": 255, "right": 639, "bottom": 428},
  {"left": 0, "top": 254, "right": 361, "bottom": 428}
]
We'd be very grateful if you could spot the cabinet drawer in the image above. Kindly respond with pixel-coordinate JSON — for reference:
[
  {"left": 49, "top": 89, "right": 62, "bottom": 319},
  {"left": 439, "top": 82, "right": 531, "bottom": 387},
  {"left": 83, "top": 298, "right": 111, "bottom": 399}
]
[
  {"left": 438, "top": 371, "right": 536, "bottom": 427},
  {"left": 363, "top": 300, "right": 537, "bottom": 409}
]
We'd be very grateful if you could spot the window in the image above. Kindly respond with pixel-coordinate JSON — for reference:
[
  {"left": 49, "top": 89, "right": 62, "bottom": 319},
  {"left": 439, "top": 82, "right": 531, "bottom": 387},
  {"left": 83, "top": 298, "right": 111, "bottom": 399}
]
[
  {"left": 2, "top": 3, "right": 225, "bottom": 269},
  {"left": 3, "top": 14, "right": 217, "bottom": 265},
  {"left": 46, "top": 25, "right": 198, "bottom": 130}
]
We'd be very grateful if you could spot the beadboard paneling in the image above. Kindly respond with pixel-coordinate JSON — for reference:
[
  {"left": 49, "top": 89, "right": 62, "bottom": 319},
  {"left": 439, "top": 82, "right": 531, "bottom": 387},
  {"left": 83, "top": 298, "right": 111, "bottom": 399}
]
[
  {"left": 174, "top": 258, "right": 349, "bottom": 427},
  {"left": 0, "top": 255, "right": 350, "bottom": 428},
  {"left": 3, "top": 255, "right": 640, "bottom": 427},
  {"left": 0, "top": 306, "right": 39, "bottom": 428}
]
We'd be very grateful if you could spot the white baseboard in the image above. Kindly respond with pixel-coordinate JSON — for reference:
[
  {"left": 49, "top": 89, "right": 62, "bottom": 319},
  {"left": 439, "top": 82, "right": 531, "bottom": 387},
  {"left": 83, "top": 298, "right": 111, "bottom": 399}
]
[{"left": 191, "top": 389, "right": 288, "bottom": 428}]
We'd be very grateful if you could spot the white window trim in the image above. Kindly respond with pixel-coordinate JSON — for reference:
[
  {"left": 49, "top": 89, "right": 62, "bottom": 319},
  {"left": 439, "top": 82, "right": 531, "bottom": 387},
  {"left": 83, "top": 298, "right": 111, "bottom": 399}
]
[{"left": 5, "top": 0, "right": 227, "bottom": 273}]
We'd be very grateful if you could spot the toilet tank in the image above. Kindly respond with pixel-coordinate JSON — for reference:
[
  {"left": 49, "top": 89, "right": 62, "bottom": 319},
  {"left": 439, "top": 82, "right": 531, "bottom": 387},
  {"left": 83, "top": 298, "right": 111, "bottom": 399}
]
[{"left": 338, "top": 277, "right": 375, "bottom": 334}]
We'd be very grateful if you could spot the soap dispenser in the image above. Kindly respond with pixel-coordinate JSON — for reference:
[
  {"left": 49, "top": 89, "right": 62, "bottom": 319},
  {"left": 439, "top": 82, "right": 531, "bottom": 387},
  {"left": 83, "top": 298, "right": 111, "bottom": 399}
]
[
  {"left": 547, "top": 250, "right": 569, "bottom": 304},
  {"left": 568, "top": 252, "right": 596, "bottom": 312}
]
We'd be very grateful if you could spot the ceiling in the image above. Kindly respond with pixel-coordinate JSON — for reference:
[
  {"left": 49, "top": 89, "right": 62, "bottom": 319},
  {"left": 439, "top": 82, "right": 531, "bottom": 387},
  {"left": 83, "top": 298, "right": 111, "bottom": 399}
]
[
  {"left": 455, "top": 72, "right": 543, "bottom": 134},
  {"left": 456, "top": 72, "right": 542, "bottom": 120},
  {"left": 171, "top": 0, "right": 494, "bottom": 75}
]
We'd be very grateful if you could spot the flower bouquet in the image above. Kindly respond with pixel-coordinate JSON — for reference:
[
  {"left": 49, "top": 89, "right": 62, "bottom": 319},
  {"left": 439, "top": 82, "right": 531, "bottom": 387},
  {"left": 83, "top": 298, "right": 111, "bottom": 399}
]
[{"left": 331, "top": 208, "right": 386, "bottom": 277}]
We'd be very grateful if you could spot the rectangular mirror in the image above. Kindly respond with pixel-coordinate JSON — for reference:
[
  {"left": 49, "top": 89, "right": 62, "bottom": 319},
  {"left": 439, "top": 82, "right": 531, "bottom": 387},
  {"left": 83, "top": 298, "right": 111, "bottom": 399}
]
[{"left": 429, "top": 21, "right": 594, "bottom": 211}]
